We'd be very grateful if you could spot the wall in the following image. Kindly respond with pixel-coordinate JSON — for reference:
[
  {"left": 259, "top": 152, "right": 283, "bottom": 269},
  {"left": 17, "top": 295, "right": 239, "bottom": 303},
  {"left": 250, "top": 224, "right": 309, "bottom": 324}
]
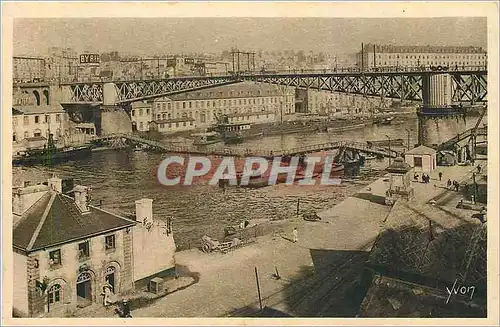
[
  {"left": 99, "top": 106, "right": 133, "bottom": 135},
  {"left": 405, "top": 154, "right": 435, "bottom": 173},
  {"left": 131, "top": 105, "right": 153, "bottom": 132},
  {"left": 28, "top": 228, "right": 132, "bottom": 316},
  {"left": 132, "top": 199, "right": 176, "bottom": 283},
  {"left": 13, "top": 250, "right": 29, "bottom": 316},
  {"left": 12, "top": 111, "right": 66, "bottom": 143}
]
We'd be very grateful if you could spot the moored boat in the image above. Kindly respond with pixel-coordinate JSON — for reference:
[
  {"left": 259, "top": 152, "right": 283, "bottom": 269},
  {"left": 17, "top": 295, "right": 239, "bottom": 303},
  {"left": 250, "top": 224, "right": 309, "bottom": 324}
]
[
  {"left": 12, "top": 135, "right": 92, "bottom": 166},
  {"left": 192, "top": 131, "right": 222, "bottom": 146}
]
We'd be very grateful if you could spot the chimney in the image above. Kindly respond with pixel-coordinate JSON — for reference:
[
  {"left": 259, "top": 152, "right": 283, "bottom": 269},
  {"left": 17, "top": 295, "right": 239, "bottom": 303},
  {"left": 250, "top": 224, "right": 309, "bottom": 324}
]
[
  {"left": 74, "top": 185, "right": 90, "bottom": 213},
  {"left": 12, "top": 184, "right": 50, "bottom": 215},
  {"left": 48, "top": 177, "right": 62, "bottom": 193},
  {"left": 135, "top": 198, "right": 153, "bottom": 223}
]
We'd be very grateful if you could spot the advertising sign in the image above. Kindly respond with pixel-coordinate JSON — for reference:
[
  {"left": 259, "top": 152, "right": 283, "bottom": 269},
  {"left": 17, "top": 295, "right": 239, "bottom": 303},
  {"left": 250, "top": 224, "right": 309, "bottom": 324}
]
[{"left": 80, "top": 54, "right": 100, "bottom": 64}]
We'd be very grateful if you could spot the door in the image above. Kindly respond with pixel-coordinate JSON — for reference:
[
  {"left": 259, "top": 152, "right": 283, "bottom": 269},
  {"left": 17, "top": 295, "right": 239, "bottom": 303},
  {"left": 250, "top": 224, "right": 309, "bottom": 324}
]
[
  {"left": 76, "top": 272, "right": 93, "bottom": 305},
  {"left": 105, "top": 266, "right": 116, "bottom": 293}
]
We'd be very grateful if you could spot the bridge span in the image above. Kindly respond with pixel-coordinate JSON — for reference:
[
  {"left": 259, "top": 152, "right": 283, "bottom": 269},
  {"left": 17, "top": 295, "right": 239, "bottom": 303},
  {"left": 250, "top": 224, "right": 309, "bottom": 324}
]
[
  {"left": 92, "top": 133, "right": 399, "bottom": 160},
  {"left": 15, "top": 66, "right": 487, "bottom": 108}
]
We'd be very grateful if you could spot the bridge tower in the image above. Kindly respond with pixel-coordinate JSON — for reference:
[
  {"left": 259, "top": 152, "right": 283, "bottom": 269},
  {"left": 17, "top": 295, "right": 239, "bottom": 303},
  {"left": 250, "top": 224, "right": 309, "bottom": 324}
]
[{"left": 417, "top": 73, "right": 467, "bottom": 148}]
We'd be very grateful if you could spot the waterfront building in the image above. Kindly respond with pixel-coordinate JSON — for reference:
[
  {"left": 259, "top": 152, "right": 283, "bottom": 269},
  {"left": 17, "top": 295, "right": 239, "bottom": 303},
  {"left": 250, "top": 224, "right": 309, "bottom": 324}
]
[
  {"left": 13, "top": 56, "right": 47, "bottom": 83},
  {"left": 356, "top": 44, "right": 487, "bottom": 70},
  {"left": 296, "top": 88, "right": 389, "bottom": 117},
  {"left": 12, "top": 177, "right": 176, "bottom": 317},
  {"left": 404, "top": 145, "right": 437, "bottom": 173},
  {"left": 130, "top": 101, "right": 153, "bottom": 132},
  {"left": 12, "top": 105, "right": 67, "bottom": 149},
  {"left": 149, "top": 82, "right": 293, "bottom": 133}
]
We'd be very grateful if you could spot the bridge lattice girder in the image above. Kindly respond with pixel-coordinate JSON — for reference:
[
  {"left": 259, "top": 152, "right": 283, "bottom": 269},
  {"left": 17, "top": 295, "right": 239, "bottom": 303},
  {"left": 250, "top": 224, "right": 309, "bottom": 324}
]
[{"left": 65, "top": 71, "right": 487, "bottom": 104}]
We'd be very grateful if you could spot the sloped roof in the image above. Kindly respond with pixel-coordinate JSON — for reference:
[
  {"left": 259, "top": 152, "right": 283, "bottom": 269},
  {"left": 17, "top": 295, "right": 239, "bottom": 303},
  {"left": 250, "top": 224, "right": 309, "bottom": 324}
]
[
  {"left": 12, "top": 105, "right": 65, "bottom": 115},
  {"left": 405, "top": 145, "right": 437, "bottom": 155},
  {"left": 13, "top": 192, "right": 136, "bottom": 252}
]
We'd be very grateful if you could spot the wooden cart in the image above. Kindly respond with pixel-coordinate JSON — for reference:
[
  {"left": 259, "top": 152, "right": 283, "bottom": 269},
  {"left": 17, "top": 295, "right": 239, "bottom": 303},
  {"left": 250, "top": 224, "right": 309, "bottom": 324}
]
[{"left": 201, "top": 235, "right": 249, "bottom": 254}]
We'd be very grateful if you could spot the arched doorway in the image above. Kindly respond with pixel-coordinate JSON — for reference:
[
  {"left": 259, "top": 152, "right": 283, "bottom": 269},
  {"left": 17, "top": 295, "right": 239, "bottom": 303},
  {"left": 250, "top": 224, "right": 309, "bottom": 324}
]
[
  {"left": 76, "top": 271, "right": 93, "bottom": 306},
  {"left": 33, "top": 90, "right": 41, "bottom": 106}
]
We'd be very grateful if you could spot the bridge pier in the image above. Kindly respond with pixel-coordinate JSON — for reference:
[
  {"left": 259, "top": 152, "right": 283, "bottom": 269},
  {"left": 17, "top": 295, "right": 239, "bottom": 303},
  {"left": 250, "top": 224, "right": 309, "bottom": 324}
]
[
  {"left": 99, "top": 105, "right": 133, "bottom": 136},
  {"left": 418, "top": 72, "right": 466, "bottom": 147}
]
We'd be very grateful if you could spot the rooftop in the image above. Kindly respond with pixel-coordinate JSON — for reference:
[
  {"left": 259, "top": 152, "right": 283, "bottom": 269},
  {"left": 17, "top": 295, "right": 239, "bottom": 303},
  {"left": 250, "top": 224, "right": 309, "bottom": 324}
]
[
  {"left": 154, "top": 81, "right": 292, "bottom": 102},
  {"left": 13, "top": 190, "right": 136, "bottom": 252},
  {"left": 405, "top": 145, "right": 437, "bottom": 155},
  {"left": 12, "top": 105, "right": 65, "bottom": 115}
]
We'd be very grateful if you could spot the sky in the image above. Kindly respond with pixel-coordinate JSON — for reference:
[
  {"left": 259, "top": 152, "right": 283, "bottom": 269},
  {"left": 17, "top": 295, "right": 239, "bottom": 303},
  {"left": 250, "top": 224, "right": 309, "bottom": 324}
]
[{"left": 13, "top": 17, "right": 487, "bottom": 56}]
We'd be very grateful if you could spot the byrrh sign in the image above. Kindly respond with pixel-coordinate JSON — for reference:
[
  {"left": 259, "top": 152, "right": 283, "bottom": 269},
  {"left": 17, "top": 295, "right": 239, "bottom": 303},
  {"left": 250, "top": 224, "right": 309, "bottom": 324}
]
[{"left": 80, "top": 54, "right": 100, "bottom": 64}]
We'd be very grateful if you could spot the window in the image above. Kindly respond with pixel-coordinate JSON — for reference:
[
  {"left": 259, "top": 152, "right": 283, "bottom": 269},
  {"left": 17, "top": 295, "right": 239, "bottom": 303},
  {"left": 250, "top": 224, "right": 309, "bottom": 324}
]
[
  {"left": 105, "top": 235, "right": 116, "bottom": 250},
  {"left": 157, "top": 114, "right": 161, "bottom": 119},
  {"left": 78, "top": 241, "right": 90, "bottom": 260},
  {"left": 176, "top": 122, "right": 179, "bottom": 127},
  {"left": 48, "top": 284, "right": 62, "bottom": 304},
  {"left": 13, "top": 133, "right": 17, "bottom": 142},
  {"left": 35, "top": 115, "right": 40, "bottom": 123},
  {"left": 162, "top": 113, "right": 166, "bottom": 119},
  {"left": 183, "top": 122, "right": 186, "bottom": 127},
  {"left": 414, "top": 157, "right": 423, "bottom": 168},
  {"left": 34, "top": 129, "right": 41, "bottom": 137},
  {"left": 24, "top": 131, "right": 29, "bottom": 138},
  {"left": 45, "top": 115, "right": 50, "bottom": 123},
  {"left": 146, "top": 109, "right": 150, "bottom": 115},
  {"left": 49, "top": 249, "right": 62, "bottom": 266},
  {"left": 139, "top": 109, "right": 143, "bottom": 116},
  {"left": 131, "top": 110, "right": 135, "bottom": 117}
]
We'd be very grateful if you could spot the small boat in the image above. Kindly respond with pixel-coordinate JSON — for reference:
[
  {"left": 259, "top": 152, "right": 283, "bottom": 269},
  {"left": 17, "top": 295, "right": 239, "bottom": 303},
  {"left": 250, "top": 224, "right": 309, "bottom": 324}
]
[
  {"left": 192, "top": 131, "right": 222, "bottom": 146},
  {"left": 223, "top": 131, "right": 244, "bottom": 145},
  {"left": 327, "top": 123, "right": 365, "bottom": 133}
]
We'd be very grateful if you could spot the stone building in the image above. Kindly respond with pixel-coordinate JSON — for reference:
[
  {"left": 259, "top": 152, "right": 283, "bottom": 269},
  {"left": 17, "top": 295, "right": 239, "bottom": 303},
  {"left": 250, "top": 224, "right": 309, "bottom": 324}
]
[
  {"left": 12, "top": 177, "right": 176, "bottom": 317},
  {"left": 295, "top": 88, "right": 388, "bottom": 117},
  {"left": 356, "top": 44, "right": 487, "bottom": 70},
  {"left": 13, "top": 56, "right": 47, "bottom": 83},
  {"left": 146, "top": 82, "right": 293, "bottom": 133},
  {"left": 12, "top": 106, "right": 68, "bottom": 154}
]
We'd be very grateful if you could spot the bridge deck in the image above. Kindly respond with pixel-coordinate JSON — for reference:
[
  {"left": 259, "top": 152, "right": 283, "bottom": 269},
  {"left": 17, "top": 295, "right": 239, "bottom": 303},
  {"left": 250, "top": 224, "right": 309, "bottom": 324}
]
[{"left": 94, "top": 134, "right": 399, "bottom": 159}]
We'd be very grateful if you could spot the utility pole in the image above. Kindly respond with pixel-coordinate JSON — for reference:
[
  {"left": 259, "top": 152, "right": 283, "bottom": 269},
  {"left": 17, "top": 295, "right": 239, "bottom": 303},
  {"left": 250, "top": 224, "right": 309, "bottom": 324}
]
[{"left": 254, "top": 267, "right": 263, "bottom": 311}]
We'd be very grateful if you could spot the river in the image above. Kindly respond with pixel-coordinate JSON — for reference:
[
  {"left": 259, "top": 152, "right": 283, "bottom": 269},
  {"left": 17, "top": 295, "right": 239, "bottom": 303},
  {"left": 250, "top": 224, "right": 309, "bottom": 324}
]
[{"left": 13, "top": 114, "right": 485, "bottom": 249}]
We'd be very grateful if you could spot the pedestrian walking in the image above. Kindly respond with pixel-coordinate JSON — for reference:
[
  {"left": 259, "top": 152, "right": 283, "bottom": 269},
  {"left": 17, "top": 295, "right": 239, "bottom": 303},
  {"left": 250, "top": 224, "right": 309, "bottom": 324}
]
[
  {"left": 477, "top": 165, "right": 482, "bottom": 174},
  {"left": 292, "top": 228, "right": 298, "bottom": 243},
  {"left": 447, "top": 179, "right": 452, "bottom": 189},
  {"left": 438, "top": 172, "right": 443, "bottom": 181}
]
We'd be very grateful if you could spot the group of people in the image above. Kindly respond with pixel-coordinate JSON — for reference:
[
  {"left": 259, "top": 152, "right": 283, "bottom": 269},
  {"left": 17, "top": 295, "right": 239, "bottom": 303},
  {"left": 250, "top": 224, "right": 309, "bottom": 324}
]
[
  {"left": 414, "top": 172, "right": 431, "bottom": 184},
  {"left": 447, "top": 179, "right": 461, "bottom": 192}
]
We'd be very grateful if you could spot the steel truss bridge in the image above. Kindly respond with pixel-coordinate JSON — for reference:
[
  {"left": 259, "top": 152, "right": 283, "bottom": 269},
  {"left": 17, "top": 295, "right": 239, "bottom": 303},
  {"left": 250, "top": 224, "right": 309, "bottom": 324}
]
[{"left": 60, "top": 67, "right": 487, "bottom": 105}]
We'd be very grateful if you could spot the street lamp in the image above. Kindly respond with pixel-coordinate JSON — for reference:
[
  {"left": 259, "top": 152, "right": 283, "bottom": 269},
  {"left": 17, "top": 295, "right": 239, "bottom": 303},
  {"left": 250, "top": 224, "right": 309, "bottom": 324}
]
[
  {"left": 385, "top": 134, "right": 392, "bottom": 165},
  {"left": 405, "top": 128, "right": 412, "bottom": 150}
]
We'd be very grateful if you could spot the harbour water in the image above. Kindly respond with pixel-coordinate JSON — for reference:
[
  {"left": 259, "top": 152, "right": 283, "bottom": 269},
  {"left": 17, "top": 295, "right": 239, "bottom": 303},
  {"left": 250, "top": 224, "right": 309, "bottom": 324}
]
[{"left": 13, "top": 115, "right": 485, "bottom": 249}]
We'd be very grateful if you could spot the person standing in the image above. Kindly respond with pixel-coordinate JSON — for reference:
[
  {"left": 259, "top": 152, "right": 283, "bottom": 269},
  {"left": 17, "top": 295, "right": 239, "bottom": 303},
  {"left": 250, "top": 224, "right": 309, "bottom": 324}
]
[
  {"left": 292, "top": 227, "right": 298, "bottom": 243},
  {"left": 447, "top": 179, "right": 452, "bottom": 189},
  {"left": 438, "top": 171, "right": 443, "bottom": 181}
]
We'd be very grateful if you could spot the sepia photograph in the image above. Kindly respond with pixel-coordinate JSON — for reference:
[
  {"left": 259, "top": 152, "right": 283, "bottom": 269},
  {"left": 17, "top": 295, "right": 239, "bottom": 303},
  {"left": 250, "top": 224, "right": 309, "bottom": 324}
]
[{"left": 1, "top": 1, "right": 498, "bottom": 324}]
